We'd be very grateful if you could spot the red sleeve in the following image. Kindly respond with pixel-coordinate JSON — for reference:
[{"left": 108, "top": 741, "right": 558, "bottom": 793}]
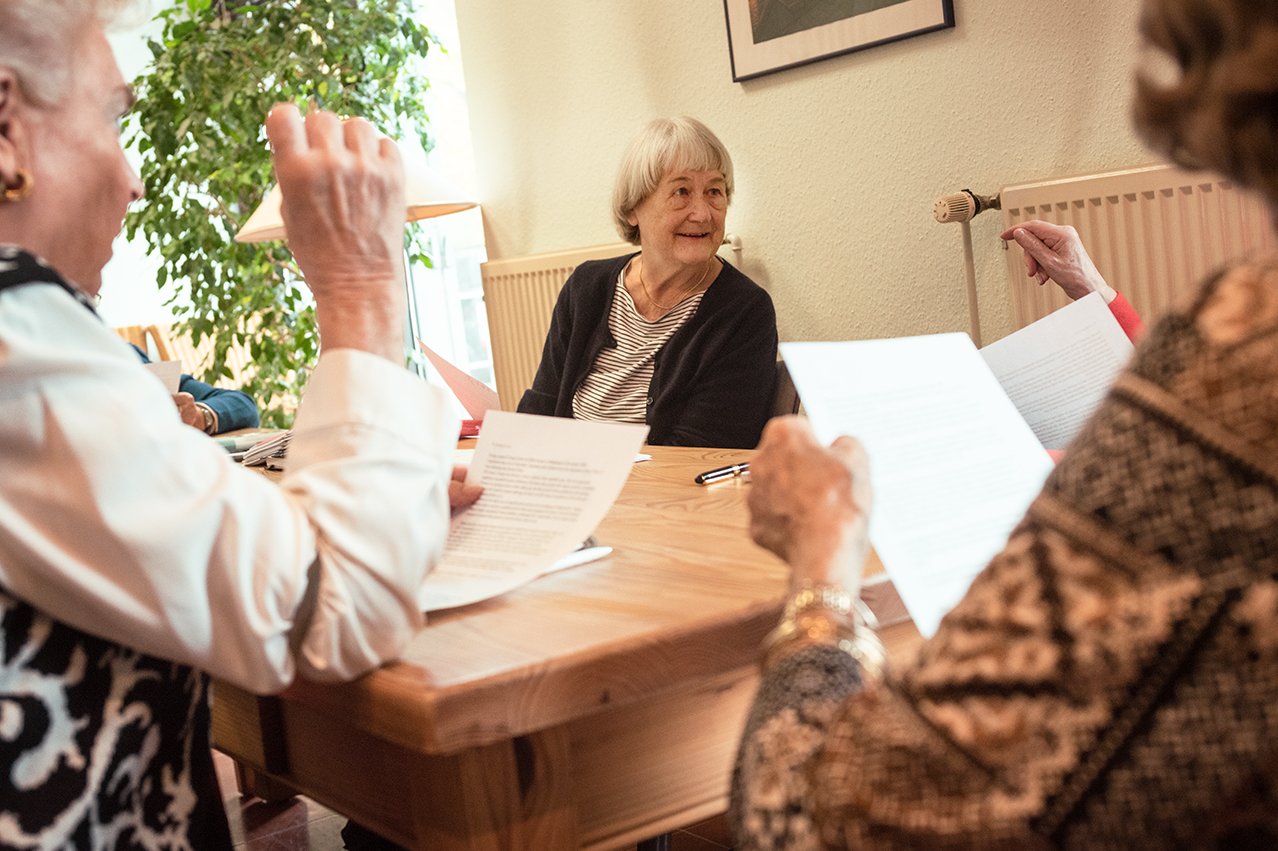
[{"left": 1108, "top": 292, "right": 1144, "bottom": 342}]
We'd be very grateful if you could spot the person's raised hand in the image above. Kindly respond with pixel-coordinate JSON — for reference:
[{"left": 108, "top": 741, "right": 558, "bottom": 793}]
[
  {"left": 264, "top": 103, "right": 407, "bottom": 362},
  {"left": 1000, "top": 220, "right": 1116, "bottom": 303},
  {"left": 747, "top": 416, "right": 872, "bottom": 595}
]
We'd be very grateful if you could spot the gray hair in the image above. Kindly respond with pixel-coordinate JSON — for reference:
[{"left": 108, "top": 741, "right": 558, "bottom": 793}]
[
  {"left": 0, "top": 0, "right": 134, "bottom": 106},
  {"left": 611, "top": 116, "right": 735, "bottom": 245}
]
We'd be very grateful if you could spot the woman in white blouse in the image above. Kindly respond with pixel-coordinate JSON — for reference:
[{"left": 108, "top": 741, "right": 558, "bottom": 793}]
[{"left": 0, "top": 0, "right": 458, "bottom": 843}]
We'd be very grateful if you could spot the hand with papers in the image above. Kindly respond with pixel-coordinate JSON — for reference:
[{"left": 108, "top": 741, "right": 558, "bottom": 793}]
[
  {"left": 747, "top": 418, "right": 872, "bottom": 594},
  {"left": 448, "top": 465, "right": 482, "bottom": 514},
  {"left": 172, "top": 391, "right": 208, "bottom": 431},
  {"left": 780, "top": 295, "right": 1132, "bottom": 636},
  {"left": 419, "top": 412, "right": 648, "bottom": 611}
]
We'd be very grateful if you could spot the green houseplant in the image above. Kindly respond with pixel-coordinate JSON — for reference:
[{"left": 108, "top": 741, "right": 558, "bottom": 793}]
[{"left": 126, "top": 0, "right": 435, "bottom": 427}]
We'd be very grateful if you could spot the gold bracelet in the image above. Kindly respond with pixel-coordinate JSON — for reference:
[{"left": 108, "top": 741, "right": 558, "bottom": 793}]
[{"left": 761, "top": 582, "right": 886, "bottom": 679}]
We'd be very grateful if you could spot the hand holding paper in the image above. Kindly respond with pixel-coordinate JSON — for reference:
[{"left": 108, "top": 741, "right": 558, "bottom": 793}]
[
  {"left": 173, "top": 392, "right": 206, "bottom": 431},
  {"left": 448, "top": 464, "right": 483, "bottom": 514},
  {"left": 419, "top": 411, "right": 648, "bottom": 611},
  {"left": 747, "top": 419, "right": 872, "bottom": 595},
  {"left": 782, "top": 334, "right": 1054, "bottom": 637},
  {"left": 143, "top": 359, "right": 184, "bottom": 393},
  {"left": 778, "top": 297, "right": 1130, "bottom": 636}
]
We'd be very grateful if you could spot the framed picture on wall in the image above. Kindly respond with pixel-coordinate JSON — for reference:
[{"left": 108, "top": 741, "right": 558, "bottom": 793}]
[{"left": 724, "top": 0, "right": 955, "bottom": 81}]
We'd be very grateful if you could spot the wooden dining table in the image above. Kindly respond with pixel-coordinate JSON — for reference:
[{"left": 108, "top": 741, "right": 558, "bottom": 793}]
[{"left": 212, "top": 445, "right": 923, "bottom": 850}]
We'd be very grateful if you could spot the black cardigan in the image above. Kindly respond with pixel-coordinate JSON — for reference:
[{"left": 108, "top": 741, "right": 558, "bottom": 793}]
[{"left": 517, "top": 253, "right": 778, "bottom": 449}]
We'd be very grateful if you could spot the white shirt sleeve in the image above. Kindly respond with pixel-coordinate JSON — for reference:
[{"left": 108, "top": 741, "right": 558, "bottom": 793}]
[{"left": 0, "top": 285, "right": 457, "bottom": 693}]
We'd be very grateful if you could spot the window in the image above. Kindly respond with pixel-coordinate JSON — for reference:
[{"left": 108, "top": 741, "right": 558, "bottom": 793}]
[
  {"left": 102, "top": 0, "right": 494, "bottom": 417},
  {"left": 406, "top": 0, "right": 493, "bottom": 415}
]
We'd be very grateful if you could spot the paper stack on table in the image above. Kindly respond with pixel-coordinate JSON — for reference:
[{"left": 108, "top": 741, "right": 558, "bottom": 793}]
[
  {"left": 241, "top": 431, "right": 292, "bottom": 468},
  {"left": 217, "top": 431, "right": 280, "bottom": 455}
]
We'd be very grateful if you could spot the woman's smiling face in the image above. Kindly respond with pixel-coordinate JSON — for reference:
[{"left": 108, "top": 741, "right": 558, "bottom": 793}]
[{"left": 627, "top": 168, "right": 727, "bottom": 270}]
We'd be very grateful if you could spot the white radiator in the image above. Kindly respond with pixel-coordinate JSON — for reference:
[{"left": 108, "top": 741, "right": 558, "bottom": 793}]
[
  {"left": 481, "top": 242, "right": 632, "bottom": 412},
  {"left": 1000, "top": 164, "right": 1275, "bottom": 330}
]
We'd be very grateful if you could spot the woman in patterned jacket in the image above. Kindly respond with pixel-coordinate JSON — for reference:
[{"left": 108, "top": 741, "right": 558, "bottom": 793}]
[{"left": 732, "top": 0, "right": 1278, "bottom": 847}]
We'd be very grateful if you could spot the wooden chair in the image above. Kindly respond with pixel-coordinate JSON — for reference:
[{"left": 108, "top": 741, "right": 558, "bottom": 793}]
[
  {"left": 773, "top": 359, "right": 800, "bottom": 417},
  {"left": 113, "top": 323, "right": 254, "bottom": 389},
  {"left": 165, "top": 327, "right": 253, "bottom": 386},
  {"left": 112, "top": 324, "right": 173, "bottom": 361}
]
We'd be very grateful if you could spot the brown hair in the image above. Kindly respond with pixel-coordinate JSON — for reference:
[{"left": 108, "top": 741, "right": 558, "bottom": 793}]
[{"left": 1133, "top": 0, "right": 1278, "bottom": 207}]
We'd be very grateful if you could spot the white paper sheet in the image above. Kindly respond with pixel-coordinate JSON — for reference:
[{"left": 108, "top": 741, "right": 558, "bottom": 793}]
[
  {"left": 417, "top": 339, "right": 501, "bottom": 419},
  {"left": 782, "top": 335, "right": 1053, "bottom": 637},
  {"left": 419, "top": 411, "right": 649, "bottom": 611},
  {"left": 454, "top": 449, "right": 650, "bottom": 468},
  {"left": 144, "top": 360, "right": 184, "bottom": 393},
  {"left": 979, "top": 293, "right": 1133, "bottom": 450}
]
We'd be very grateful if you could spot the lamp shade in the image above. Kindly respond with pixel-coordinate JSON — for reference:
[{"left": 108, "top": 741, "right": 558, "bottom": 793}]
[{"left": 234, "top": 143, "right": 477, "bottom": 243}]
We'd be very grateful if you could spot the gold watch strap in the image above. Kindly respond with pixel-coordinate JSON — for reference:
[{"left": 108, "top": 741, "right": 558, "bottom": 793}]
[{"left": 762, "top": 583, "right": 886, "bottom": 679}]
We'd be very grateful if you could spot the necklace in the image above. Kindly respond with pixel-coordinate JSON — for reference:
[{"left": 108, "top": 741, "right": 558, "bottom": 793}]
[{"left": 639, "top": 256, "right": 715, "bottom": 312}]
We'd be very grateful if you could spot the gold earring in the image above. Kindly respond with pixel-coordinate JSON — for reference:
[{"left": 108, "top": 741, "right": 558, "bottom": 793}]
[{"left": 2, "top": 169, "right": 33, "bottom": 203}]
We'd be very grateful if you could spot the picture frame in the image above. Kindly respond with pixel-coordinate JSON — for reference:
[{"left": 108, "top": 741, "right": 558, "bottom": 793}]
[{"left": 723, "top": 0, "right": 955, "bottom": 82}]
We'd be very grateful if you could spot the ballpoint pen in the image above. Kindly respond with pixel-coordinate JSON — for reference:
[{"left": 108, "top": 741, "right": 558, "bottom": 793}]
[{"left": 694, "top": 462, "right": 750, "bottom": 485}]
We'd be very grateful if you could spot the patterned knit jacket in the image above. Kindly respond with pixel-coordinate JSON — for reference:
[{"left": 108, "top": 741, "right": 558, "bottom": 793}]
[{"left": 732, "top": 256, "right": 1278, "bottom": 850}]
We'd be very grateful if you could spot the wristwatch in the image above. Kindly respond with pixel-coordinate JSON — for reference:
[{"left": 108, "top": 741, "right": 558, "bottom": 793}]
[{"left": 194, "top": 402, "right": 217, "bottom": 435}]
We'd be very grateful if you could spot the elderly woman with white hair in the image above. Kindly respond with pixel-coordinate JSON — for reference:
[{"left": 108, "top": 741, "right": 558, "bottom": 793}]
[
  {"left": 0, "top": 0, "right": 460, "bottom": 844},
  {"left": 518, "top": 116, "right": 778, "bottom": 449}
]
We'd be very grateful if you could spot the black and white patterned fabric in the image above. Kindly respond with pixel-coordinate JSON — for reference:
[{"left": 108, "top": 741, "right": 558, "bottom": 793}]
[
  {"left": 0, "top": 247, "right": 233, "bottom": 848},
  {"left": 0, "top": 588, "right": 231, "bottom": 848},
  {"left": 0, "top": 245, "right": 98, "bottom": 316}
]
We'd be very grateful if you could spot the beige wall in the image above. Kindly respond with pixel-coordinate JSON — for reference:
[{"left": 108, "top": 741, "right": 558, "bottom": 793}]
[{"left": 454, "top": 0, "right": 1152, "bottom": 344}]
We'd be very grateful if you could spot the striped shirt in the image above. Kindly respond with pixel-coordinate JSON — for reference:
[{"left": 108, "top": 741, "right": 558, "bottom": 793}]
[{"left": 572, "top": 268, "right": 704, "bottom": 424}]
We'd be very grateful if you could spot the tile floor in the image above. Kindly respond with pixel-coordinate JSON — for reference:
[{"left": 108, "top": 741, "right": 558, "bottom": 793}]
[
  {"left": 214, "top": 750, "right": 733, "bottom": 850},
  {"left": 215, "top": 750, "right": 347, "bottom": 850}
]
